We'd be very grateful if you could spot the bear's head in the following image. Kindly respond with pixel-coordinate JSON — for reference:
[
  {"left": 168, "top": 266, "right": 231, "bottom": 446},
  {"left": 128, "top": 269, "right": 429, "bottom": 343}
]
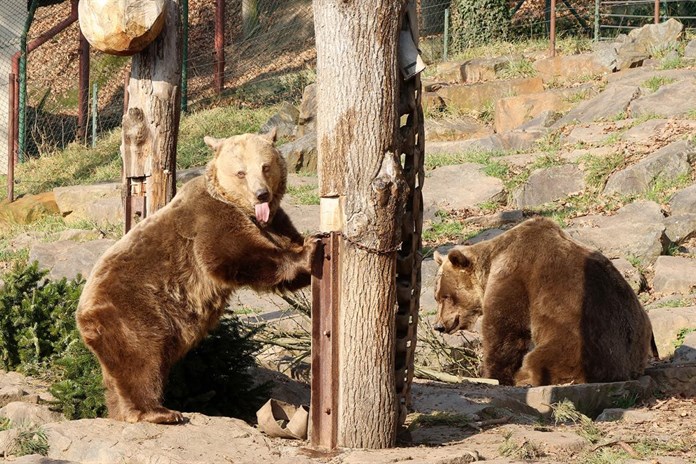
[
  {"left": 432, "top": 247, "right": 484, "bottom": 334},
  {"left": 204, "top": 129, "right": 287, "bottom": 225}
]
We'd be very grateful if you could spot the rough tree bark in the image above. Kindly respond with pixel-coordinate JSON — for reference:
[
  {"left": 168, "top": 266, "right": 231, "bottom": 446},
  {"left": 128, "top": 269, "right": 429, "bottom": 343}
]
[
  {"left": 121, "top": 0, "right": 181, "bottom": 225},
  {"left": 314, "top": 1, "right": 408, "bottom": 449}
]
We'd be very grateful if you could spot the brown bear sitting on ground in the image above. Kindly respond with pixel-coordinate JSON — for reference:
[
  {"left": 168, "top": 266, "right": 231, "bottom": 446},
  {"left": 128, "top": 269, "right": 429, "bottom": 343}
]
[
  {"left": 76, "top": 130, "right": 316, "bottom": 424},
  {"left": 433, "top": 217, "right": 655, "bottom": 386}
]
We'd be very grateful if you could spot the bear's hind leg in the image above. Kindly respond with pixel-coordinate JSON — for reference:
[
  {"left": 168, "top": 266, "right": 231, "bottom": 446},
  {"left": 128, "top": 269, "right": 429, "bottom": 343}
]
[
  {"left": 482, "top": 329, "right": 530, "bottom": 385},
  {"left": 514, "top": 343, "right": 585, "bottom": 386}
]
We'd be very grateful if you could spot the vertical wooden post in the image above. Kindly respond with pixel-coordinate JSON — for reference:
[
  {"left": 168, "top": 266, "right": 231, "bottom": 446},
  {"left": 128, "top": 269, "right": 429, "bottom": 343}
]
[
  {"left": 7, "top": 73, "right": 16, "bottom": 202},
  {"left": 654, "top": 0, "right": 660, "bottom": 23},
  {"left": 214, "top": 0, "right": 225, "bottom": 94},
  {"left": 550, "top": 0, "right": 556, "bottom": 57},
  {"left": 77, "top": 31, "right": 90, "bottom": 142},
  {"left": 121, "top": 0, "right": 182, "bottom": 231}
]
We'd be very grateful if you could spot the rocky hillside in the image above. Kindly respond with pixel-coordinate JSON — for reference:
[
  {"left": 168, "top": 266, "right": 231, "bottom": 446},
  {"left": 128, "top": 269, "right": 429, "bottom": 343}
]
[{"left": 0, "top": 19, "right": 695, "bottom": 464}]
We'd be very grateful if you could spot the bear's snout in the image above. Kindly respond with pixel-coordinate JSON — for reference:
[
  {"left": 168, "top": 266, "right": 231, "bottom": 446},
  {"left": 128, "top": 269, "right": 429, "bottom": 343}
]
[
  {"left": 255, "top": 188, "right": 270, "bottom": 203},
  {"left": 433, "top": 321, "right": 446, "bottom": 333}
]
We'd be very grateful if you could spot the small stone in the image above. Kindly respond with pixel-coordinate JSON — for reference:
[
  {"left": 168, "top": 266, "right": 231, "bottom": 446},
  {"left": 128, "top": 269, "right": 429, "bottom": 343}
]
[
  {"left": 653, "top": 256, "right": 696, "bottom": 295},
  {"left": 513, "top": 164, "right": 585, "bottom": 208}
]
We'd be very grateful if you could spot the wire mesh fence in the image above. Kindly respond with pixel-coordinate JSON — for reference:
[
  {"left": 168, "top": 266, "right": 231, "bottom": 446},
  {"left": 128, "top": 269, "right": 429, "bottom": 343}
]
[{"left": 1, "top": 0, "right": 694, "bottom": 184}]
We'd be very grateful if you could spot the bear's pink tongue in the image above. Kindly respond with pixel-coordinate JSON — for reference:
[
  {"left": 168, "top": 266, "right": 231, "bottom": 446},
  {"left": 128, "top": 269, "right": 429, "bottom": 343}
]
[{"left": 255, "top": 202, "right": 270, "bottom": 223}]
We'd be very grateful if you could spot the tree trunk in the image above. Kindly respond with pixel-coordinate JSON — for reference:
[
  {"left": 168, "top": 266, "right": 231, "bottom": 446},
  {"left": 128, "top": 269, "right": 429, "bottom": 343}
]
[
  {"left": 314, "top": 1, "right": 407, "bottom": 449},
  {"left": 121, "top": 0, "right": 181, "bottom": 226}
]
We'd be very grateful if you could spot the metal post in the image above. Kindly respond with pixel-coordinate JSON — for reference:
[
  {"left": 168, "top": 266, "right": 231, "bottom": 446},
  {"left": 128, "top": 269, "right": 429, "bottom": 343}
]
[
  {"left": 7, "top": 73, "right": 16, "bottom": 202},
  {"left": 594, "top": 0, "right": 600, "bottom": 41},
  {"left": 654, "top": 0, "right": 660, "bottom": 23},
  {"left": 18, "top": 0, "right": 38, "bottom": 163},
  {"left": 310, "top": 233, "right": 340, "bottom": 450},
  {"left": 443, "top": 8, "right": 449, "bottom": 61},
  {"left": 77, "top": 31, "right": 90, "bottom": 142},
  {"left": 550, "top": 0, "right": 556, "bottom": 57},
  {"left": 214, "top": 0, "right": 225, "bottom": 94},
  {"left": 181, "top": 0, "right": 188, "bottom": 112},
  {"left": 91, "top": 83, "right": 98, "bottom": 148}
]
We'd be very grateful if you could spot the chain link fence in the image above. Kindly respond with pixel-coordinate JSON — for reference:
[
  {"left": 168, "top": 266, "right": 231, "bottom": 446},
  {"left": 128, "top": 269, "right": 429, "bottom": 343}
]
[
  {"left": 2, "top": 0, "right": 694, "bottom": 181},
  {"left": 598, "top": 0, "right": 696, "bottom": 39}
]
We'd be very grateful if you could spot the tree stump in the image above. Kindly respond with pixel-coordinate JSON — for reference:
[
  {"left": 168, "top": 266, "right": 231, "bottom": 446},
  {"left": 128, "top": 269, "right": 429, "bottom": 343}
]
[{"left": 78, "top": 0, "right": 166, "bottom": 56}]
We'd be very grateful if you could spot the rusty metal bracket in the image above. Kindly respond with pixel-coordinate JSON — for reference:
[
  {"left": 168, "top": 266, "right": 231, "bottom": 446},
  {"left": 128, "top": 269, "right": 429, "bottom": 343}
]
[
  {"left": 310, "top": 232, "right": 340, "bottom": 450},
  {"left": 125, "top": 176, "right": 147, "bottom": 232}
]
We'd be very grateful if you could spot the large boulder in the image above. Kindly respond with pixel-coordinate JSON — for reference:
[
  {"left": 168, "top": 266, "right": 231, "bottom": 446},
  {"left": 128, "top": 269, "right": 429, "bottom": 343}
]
[
  {"left": 629, "top": 79, "right": 696, "bottom": 118},
  {"left": 260, "top": 102, "right": 299, "bottom": 140},
  {"left": 565, "top": 201, "right": 667, "bottom": 263},
  {"left": 422, "top": 163, "right": 505, "bottom": 218},
  {"left": 28, "top": 239, "right": 116, "bottom": 281},
  {"left": 425, "top": 117, "right": 492, "bottom": 142},
  {"left": 604, "top": 140, "right": 694, "bottom": 196},
  {"left": 652, "top": 256, "right": 696, "bottom": 295},
  {"left": 53, "top": 183, "right": 123, "bottom": 226},
  {"left": 670, "top": 185, "right": 696, "bottom": 215},
  {"left": 613, "top": 18, "right": 684, "bottom": 70},
  {"left": 279, "top": 133, "right": 317, "bottom": 173},
  {"left": 0, "top": 192, "right": 59, "bottom": 225},
  {"left": 79, "top": 0, "right": 166, "bottom": 56},
  {"left": 553, "top": 85, "right": 641, "bottom": 127},
  {"left": 434, "top": 77, "right": 544, "bottom": 113},
  {"left": 461, "top": 56, "right": 511, "bottom": 84},
  {"left": 295, "top": 84, "right": 317, "bottom": 138},
  {"left": 512, "top": 164, "right": 585, "bottom": 208},
  {"left": 648, "top": 306, "right": 696, "bottom": 358},
  {"left": 533, "top": 54, "right": 610, "bottom": 83}
]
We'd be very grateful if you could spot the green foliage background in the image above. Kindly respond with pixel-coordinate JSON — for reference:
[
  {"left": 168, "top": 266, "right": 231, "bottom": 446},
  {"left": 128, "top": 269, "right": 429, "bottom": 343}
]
[{"left": 450, "top": 0, "right": 510, "bottom": 51}]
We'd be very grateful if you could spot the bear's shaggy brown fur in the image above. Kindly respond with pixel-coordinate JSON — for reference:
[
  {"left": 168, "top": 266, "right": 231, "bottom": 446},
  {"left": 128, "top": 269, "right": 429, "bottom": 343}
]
[
  {"left": 76, "top": 131, "right": 316, "bottom": 423},
  {"left": 433, "top": 217, "right": 654, "bottom": 386}
]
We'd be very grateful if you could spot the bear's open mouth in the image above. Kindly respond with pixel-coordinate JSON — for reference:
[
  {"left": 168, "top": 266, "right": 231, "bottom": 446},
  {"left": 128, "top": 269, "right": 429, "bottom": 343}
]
[{"left": 255, "top": 202, "right": 270, "bottom": 223}]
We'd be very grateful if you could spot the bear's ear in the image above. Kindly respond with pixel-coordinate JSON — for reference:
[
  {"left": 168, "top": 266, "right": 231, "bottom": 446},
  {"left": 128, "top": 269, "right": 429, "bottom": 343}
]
[
  {"left": 434, "top": 250, "right": 444, "bottom": 266},
  {"left": 263, "top": 127, "right": 278, "bottom": 145},
  {"left": 204, "top": 136, "right": 223, "bottom": 153},
  {"left": 448, "top": 248, "right": 471, "bottom": 269}
]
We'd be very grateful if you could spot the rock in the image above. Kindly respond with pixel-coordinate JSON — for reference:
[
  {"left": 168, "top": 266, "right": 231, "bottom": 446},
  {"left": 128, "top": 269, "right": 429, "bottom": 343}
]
[
  {"left": 670, "top": 184, "right": 696, "bottom": 215},
  {"left": 562, "top": 146, "right": 615, "bottom": 163},
  {"left": 648, "top": 306, "right": 696, "bottom": 357},
  {"left": 566, "top": 201, "right": 667, "bottom": 263},
  {"left": 0, "top": 192, "right": 60, "bottom": 225},
  {"left": 260, "top": 102, "right": 299, "bottom": 140},
  {"left": 465, "top": 228, "right": 505, "bottom": 245},
  {"left": 425, "top": 117, "right": 492, "bottom": 142},
  {"left": 629, "top": 79, "right": 696, "bottom": 118},
  {"left": 533, "top": 54, "right": 610, "bottom": 83},
  {"left": 177, "top": 166, "right": 205, "bottom": 183},
  {"left": 464, "top": 210, "right": 524, "bottom": 228},
  {"left": 612, "top": 18, "right": 683, "bottom": 70},
  {"left": 509, "top": 380, "right": 648, "bottom": 419},
  {"left": 593, "top": 41, "right": 619, "bottom": 70},
  {"left": 621, "top": 119, "right": 669, "bottom": 143},
  {"left": 434, "top": 77, "right": 544, "bottom": 113},
  {"left": 279, "top": 133, "right": 317, "bottom": 173},
  {"left": 565, "top": 120, "right": 633, "bottom": 145},
  {"left": 423, "top": 164, "right": 505, "bottom": 218},
  {"left": 596, "top": 408, "right": 656, "bottom": 423},
  {"left": 653, "top": 256, "right": 696, "bottom": 294},
  {"left": 0, "top": 429, "right": 20, "bottom": 458},
  {"left": 500, "top": 426, "right": 589, "bottom": 454},
  {"left": 28, "top": 239, "right": 116, "bottom": 281},
  {"left": 673, "top": 331, "right": 696, "bottom": 364},
  {"left": 296, "top": 83, "right": 317, "bottom": 137},
  {"left": 425, "top": 136, "right": 507, "bottom": 156},
  {"left": 432, "top": 61, "right": 465, "bottom": 83},
  {"left": 0, "top": 401, "right": 64, "bottom": 426},
  {"left": 611, "top": 258, "right": 646, "bottom": 294},
  {"left": 496, "top": 129, "right": 547, "bottom": 151},
  {"left": 5, "top": 455, "right": 77, "bottom": 464},
  {"left": 53, "top": 183, "right": 123, "bottom": 226},
  {"left": 553, "top": 85, "right": 641, "bottom": 127},
  {"left": 78, "top": 0, "right": 166, "bottom": 56},
  {"left": 497, "top": 152, "right": 547, "bottom": 168},
  {"left": 461, "top": 56, "right": 511, "bottom": 83},
  {"left": 664, "top": 213, "right": 696, "bottom": 244},
  {"left": 422, "top": 91, "right": 446, "bottom": 114},
  {"left": 604, "top": 140, "right": 694, "bottom": 196},
  {"left": 512, "top": 164, "right": 585, "bottom": 208},
  {"left": 283, "top": 203, "right": 319, "bottom": 235},
  {"left": 645, "top": 364, "right": 696, "bottom": 396},
  {"left": 494, "top": 87, "right": 589, "bottom": 134},
  {"left": 685, "top": 39, "right": 696, "bottom": 59},
  {"left": 607, "top": 68, "right": 694, "bottom": 86}
]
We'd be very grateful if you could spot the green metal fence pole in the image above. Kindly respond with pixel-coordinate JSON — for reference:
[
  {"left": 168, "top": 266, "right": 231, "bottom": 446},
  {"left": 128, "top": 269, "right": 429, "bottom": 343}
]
[
  {"left": 181, "top": 0, "right": 189, "bottom": 113},
  {"left": 443, "top": 8, "right": 450, "bottom": 61},
  {"left": 18, "top": 0, "right": 38, "bottom": 163},
  {"left": 92, "top": 83, "right": 98, "bottom": 148},
  {"left": 594, "top": 0, "right": 600, "bottom": 41}
]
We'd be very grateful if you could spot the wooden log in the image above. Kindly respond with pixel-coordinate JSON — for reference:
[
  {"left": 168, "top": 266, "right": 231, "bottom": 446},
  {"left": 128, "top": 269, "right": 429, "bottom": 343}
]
[{"left": 78, "top": 0, "right": 166, "bottom": 56}]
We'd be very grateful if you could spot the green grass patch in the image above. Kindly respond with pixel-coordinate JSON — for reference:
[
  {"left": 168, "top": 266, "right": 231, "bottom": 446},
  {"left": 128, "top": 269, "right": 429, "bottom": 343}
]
[
  {"left": 422, "top": 213, "right": 466, "bottom": 243},
  {"left": 12, "top": 424, "right": 49, "bottom": 457},
  {"left": 564, "top": 89, "right": 593, "bottom": 104},
  {"left": 551, "top": 399, "right": 604, "bottom": 444},
  {"left": 498, "top": 58, "right": 537, "bottom": 79},
  {"left": 578, "top": 448, "right": 629, "bottom": 464},
  {"left": 582, "top": 153, "right": 624, "bottom": 189},
  {"left": 424, "top": 150, "right": 507, "bottom": 171},
  {"left": 642, "top": 76, "right": 676, "bottom": 93},
  {"left": 644, "top": 174, "right": 691, "bottom": 204},
  {"left": 674, "top": 328, "right": 696, "bottom": 349},
  {"left": 660, "top": 55, "right": 684, "bottom": 70},
  {"left": 287, "top": 184, "right": 320, "bottom": 205},
  {"left": 499, "top": 431, "right": 545, "bottom": 460}
]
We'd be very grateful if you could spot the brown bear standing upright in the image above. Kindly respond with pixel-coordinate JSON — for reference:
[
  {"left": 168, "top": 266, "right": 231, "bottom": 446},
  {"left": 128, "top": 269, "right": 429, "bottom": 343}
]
[
  {"left": 433, "top": 217, "right": 655, "bottom": 386},
  {"left": 76, "top": 130, "right": 316, "bottom": 424}
]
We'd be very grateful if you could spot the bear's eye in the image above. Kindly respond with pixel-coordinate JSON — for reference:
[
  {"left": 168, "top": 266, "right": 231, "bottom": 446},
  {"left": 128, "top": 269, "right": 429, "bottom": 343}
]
[
  {"left": 262, "top": 164, "right": 270, "bottom": 173},
  {"left": 237, "top": 171, "right": 246, "bottom": 179}
]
